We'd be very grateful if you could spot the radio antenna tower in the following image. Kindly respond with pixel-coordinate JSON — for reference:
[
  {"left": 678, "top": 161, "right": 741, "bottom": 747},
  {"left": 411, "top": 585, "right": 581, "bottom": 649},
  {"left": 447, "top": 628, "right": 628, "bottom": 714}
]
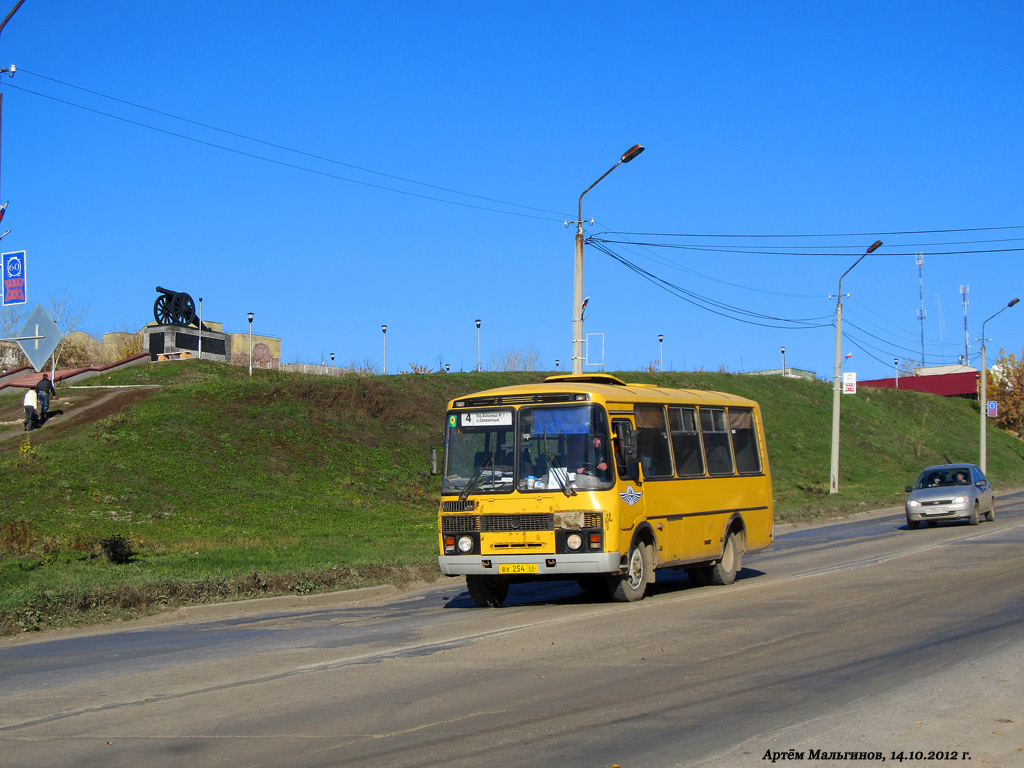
[
  {"left": 960, "top": 284, "right": 970, "bottom": 363},
  {"left": 916, "top": 253, "right": 926, "bottom": 366}
]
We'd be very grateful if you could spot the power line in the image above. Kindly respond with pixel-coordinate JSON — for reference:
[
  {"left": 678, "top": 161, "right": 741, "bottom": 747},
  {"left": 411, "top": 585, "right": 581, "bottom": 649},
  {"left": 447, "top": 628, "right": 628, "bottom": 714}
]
[
  {"left": 588, "top": 237, "right": 1024, "bottom": 258},
  {"left": 4, "top": 78, "right": 568, "bottom": 222},
  {"left": 592, "top": 225, "right": 1024, "bottom": 238},
  {"left": 589, "top": 240, "right": 833, "bottom": 330}
]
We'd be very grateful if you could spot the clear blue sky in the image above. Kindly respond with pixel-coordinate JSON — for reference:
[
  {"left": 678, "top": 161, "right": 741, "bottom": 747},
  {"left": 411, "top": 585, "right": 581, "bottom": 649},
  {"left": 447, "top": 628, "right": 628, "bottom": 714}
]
[{"left": 2, "top": 1, "right": 1021, "bottom": 379}]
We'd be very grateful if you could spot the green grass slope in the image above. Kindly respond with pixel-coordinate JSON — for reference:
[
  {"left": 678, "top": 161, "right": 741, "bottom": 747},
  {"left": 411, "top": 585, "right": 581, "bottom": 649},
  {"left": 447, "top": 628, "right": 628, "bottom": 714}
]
[{"left": 1, "top": 362, "right": 1021, "bottom": 632}]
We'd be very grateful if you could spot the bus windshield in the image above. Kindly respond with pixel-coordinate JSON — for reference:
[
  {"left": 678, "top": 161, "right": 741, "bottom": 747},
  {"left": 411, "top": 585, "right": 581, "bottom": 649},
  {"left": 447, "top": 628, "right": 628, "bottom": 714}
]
[
  {"left": 442, "top": 409, "right": 516, "bottom": 495},
  {"left": 442, "top": 404, "right": 613, "bottom": 495}
]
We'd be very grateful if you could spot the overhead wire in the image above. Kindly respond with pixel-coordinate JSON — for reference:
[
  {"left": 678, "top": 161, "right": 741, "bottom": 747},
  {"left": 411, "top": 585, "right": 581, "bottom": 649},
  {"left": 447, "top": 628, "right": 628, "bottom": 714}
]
[{"left": 3, "top": 76, "right": 569, "bottom": 223}]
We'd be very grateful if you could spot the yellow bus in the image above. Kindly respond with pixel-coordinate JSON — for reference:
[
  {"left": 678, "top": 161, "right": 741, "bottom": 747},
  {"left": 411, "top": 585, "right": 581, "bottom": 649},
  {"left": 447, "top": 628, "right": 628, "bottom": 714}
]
[{"left": 438, "top": 373, "right": 774, "bottom": 606}]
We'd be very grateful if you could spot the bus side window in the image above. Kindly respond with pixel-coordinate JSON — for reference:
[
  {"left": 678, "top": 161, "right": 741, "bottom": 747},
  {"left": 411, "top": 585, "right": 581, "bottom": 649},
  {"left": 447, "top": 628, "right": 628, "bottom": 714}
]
[
  {"left": 729, "top": 408, "right": 762, "bottom": 474},
  {"left": 635, "top": 405, "right": 673, "bottom": 478},
  {"left": 669, "top": 406, "right": 705, "bottom": 477},
  {"left": 700, "top": 407, "right": 735, "bottom": 475}
]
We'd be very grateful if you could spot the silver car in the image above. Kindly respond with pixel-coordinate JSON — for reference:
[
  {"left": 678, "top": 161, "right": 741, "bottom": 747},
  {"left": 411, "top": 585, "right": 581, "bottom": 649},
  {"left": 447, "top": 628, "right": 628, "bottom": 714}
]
[{"left": 904, "top": 463, "right": 996, "bottom": 529}]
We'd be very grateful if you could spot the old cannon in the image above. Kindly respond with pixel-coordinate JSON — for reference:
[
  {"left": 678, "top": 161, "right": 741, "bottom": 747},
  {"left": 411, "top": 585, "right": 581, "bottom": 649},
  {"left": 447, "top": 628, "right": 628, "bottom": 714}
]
[{"left": 153, "top": 286, "right": 198, "bottom": 327}]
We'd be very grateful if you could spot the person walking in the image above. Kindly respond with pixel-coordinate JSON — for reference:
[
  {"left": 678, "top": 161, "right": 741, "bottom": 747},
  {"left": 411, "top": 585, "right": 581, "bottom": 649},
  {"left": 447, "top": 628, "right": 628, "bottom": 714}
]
[
  {"left": 23, "top": 388, "right": 37, "bottom": 431},
  {"left": 36, "top": 373, "right": 55, "bottom": 421}
]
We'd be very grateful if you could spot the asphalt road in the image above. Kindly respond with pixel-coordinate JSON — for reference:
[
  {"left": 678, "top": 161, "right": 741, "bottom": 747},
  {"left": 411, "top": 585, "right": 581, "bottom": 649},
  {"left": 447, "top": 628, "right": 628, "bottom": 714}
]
[{"left": 2, "top": 493, "right": 1023, "bottom": 768}]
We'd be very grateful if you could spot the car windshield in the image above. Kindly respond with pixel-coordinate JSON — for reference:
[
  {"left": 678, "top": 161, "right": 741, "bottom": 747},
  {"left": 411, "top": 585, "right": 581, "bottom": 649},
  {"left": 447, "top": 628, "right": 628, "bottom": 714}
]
[{"left": 915, "top": 468, "right": 971, "bottom": 489}]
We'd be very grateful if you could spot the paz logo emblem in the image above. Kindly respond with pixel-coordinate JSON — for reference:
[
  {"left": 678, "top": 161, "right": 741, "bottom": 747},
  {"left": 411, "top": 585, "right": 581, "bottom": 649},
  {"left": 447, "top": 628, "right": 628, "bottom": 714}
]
[{"left": 619, "top": 485, "right": 642, "bottom": 506}]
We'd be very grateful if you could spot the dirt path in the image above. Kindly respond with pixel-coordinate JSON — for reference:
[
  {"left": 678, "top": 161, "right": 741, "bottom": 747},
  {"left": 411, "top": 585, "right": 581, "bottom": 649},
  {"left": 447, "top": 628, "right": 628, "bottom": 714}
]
[{"left": 0, "top": 386, "right": 159, "bottom": 447}]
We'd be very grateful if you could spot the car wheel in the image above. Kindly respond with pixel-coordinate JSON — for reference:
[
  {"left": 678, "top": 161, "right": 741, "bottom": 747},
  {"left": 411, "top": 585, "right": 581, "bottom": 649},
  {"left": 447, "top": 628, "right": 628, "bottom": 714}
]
[
  {"left": 907, "top": 519, "right": 920, "bottom": 530},
  {"left": 608, "top": 541, "right": 651, "bottom": 602},
  {"left": 987, "top": 499, "right": 996, "bottom": 522},
  {"left": 968, "top": 502, "right": 980, "bottom": 526},
  {"left": 708, "top": 531, "right": 740, "bottom": 586},
  {"left": 466, "top": 575, "right": 509, "bottom": 607}
]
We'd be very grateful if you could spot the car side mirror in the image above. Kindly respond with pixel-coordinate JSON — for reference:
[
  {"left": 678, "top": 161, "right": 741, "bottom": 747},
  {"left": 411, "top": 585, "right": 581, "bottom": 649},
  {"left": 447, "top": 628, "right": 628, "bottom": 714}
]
[{"left": 904, "top": 485, "right": 913, "bottom": 493}]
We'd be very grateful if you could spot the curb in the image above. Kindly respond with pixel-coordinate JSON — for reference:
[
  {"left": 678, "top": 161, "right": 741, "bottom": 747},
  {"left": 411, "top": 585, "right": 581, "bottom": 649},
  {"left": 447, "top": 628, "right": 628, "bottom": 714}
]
[{"left": 168, "top": 584, "right": 401, "bottom": 622}]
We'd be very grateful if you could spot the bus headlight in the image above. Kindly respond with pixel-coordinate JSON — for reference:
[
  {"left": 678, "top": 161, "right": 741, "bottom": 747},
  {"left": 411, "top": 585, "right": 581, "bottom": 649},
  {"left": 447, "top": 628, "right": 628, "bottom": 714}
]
[
  {"left": 457, "top": 536, "right": 474, "bottom": 553},
  {"left": 566, "top": 533, "right": 583, "bottom": 551}
]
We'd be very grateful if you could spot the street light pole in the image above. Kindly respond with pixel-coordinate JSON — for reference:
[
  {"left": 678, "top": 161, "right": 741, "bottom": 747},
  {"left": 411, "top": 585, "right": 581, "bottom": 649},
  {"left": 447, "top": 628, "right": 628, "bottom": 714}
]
[
  {"left": 198, "top": 298, "right": 203, "bottom": 360},
  {"left": 979, "top": 297, "right": 1019, "bottom": 474},
  {"left": 0, "top": 0, "right": 26, "bottom": 208},
  {"left": 247, "top": 312, "right": 253, "bottom": 376},
  {"left": 781, "top": 346, "right": 786, "bottom": 377},
  {"left": 829, "top": 240, "right": 882, "bottom": 494},
  {"left": 381, "top": 324, "right": 387, "bottom": 375},
  {"left": 894, "top": 358, "right": 899, "bottom": 389},
  {"left": 572, "top": 144, "right": 644, "bottom": 374},
  {"left": 658, "top": 334, "right": 664, "bottom": 372},
  {"left": 475, "top": 318, "right": 481, "bottom": 372}
]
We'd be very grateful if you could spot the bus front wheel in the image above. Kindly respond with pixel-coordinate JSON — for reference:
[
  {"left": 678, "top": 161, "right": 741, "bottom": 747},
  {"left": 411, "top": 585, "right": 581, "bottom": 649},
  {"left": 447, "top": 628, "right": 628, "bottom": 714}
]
[
  {"left": 466, "top": 575, "right": 509, "bottom": 607},
  {"left": 708, "top": 531, "right": 740, "bottom": 586},
  {"left": 608, "top": 541, "right": 652, "bottom": 602}
]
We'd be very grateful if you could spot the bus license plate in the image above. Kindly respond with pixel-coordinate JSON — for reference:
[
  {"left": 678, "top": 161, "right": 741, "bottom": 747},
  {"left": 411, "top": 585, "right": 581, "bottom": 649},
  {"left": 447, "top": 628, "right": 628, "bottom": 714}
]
[{"left": 499, "top": 563, "right": 537, "bottom": 575}]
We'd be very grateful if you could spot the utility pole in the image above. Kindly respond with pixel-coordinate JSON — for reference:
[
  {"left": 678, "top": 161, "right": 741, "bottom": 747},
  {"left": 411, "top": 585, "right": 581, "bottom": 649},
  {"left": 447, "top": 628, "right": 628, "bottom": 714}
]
[
  {"left": 0, "top": 1, "right": 27, "bottom": 207},
  {"left": 960, "top": 285, "right": 970, "bottom": 363},
  {"left": 830, "top": 240, "right": 883, "bottom": 495},
  {"left": 916, "top": 253, "right": 926, "bottom": 367}
]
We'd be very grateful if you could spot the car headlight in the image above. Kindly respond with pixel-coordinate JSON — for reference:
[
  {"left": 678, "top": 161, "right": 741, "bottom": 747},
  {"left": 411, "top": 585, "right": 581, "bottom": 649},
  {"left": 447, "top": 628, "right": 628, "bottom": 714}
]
[
  {"left": 566, "top": 533, "right": 583, "bottom": 551},
  {"left": 951, "top": 496, "right": 967, "bottom": 504},
  {"left": 908, "top": 500, "right": 921, "bottom": 508},
  {"left": 457, "top": 536, "right": 474, "bottom": 553}
]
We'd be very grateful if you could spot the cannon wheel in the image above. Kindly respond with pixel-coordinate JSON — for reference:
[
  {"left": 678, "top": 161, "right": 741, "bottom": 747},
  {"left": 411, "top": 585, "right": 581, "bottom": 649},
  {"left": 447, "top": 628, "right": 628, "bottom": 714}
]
[
  {"left": 172, "top": 293, "right": 196, "bottom": 326},
  {"left": 154, "top": 295, "right": 174, "bottom": 325}
]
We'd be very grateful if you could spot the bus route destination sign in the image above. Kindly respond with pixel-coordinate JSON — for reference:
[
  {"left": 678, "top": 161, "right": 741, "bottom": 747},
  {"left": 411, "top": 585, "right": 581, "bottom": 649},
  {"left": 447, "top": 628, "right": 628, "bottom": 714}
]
[{"left": 2, "top": 250, "right": 26, "bottom": 306}]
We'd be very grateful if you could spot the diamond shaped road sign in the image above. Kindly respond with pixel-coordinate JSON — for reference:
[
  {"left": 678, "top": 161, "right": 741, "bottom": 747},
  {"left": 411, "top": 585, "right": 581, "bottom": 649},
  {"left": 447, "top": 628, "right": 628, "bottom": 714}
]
[{"left": 16, "top": 303, "right": 63, "bottom": 372}]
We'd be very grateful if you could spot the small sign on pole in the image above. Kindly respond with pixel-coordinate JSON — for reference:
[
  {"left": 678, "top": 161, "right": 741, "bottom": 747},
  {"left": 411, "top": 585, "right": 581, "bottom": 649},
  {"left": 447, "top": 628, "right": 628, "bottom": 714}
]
[
  {"left": 987, "top": 400, "right": 998, "bottom": 418},
  {"left": 842, "top": 371, "right": 857, "bottom": 394},
  {"left": 3, "top": 250, "right": 26, "bottom": 306}
]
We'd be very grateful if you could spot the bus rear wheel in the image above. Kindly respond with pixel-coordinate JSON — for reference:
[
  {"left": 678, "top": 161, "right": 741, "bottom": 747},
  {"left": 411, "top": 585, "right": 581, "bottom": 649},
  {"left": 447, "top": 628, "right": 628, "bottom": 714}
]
[
  {"left": 708, "top": 531, "right": 740, "bottom": 586},
  {"left": 466, "top": 575, "right": 509, "bottom": 607},
  {"left": 608, "top": 541, "right": 652, "bottom": 602}
]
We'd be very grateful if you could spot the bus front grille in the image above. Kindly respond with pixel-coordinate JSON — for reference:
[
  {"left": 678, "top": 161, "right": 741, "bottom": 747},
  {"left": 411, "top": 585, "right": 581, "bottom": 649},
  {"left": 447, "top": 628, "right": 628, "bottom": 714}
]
[
  {"left": 442, "top": 500, "right": 477, "bottom": 512},
  {"left": 441, "top": 515, "right": 480, "bottom": 533},
  {"left": 481, "top": 513, "right": 554, "bottom": 532}
]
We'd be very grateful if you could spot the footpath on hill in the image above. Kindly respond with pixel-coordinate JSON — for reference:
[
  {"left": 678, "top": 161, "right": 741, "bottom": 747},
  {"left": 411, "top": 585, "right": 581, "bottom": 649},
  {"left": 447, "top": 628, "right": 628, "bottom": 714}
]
[{"left": 1, "top": 386, "right": 159, "bottom": 443}]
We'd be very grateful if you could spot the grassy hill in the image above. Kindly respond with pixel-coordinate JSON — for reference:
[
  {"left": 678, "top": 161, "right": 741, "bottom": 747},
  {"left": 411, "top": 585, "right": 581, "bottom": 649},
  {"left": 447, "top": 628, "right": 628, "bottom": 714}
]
[{"left": 2, "top": 361, "right": 1022, "bottom": 633}]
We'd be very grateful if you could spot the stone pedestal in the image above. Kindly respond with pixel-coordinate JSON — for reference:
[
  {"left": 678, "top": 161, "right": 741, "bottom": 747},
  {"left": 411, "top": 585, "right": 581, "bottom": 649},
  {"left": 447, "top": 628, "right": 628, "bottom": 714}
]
[{"left": 144, "top": 325, "right": 232, "bottom": 363}]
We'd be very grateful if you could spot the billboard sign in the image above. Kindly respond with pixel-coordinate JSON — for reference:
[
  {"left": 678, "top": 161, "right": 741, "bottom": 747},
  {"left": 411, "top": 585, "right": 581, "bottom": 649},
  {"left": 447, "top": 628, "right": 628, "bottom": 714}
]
[{"left": 3, "top": 250, "right": 26, "bottom": 306}]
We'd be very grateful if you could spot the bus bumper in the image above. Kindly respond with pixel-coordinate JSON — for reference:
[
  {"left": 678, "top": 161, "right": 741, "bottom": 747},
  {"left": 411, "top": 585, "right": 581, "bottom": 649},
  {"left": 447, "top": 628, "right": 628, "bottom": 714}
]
[{"left": 438, "top": 552, "right": 622, "bottom": 576}]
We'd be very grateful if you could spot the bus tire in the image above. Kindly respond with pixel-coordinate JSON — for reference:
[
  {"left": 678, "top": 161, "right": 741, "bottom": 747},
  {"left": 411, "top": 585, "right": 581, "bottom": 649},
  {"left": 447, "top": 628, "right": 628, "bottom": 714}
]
[
  {"left": 708, "top": 531, "right": 740, "bottom": 586},
  {"left": 608, "top": 541, "right": 651, "bottom": 602},
  {"left": 466, "top": 575, "right": 509, "bottom": 607}
]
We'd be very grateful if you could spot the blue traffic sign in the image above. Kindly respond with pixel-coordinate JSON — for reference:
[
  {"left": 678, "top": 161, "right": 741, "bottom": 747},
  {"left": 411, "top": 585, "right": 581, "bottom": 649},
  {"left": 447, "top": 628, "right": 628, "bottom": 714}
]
[{"left": 3, "top": 250, "right": 26, "bottom": 306}]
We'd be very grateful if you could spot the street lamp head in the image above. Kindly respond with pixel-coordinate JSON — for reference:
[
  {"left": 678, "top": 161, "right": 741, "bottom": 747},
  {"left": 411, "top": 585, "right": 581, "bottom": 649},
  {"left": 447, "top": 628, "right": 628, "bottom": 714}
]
[
  {"left": 621, "top": 144, "right": 645, "bottom": 163},
  {"left": 475, "top": 318, "right": 481, "bottom": 329},
  {"left": 247, "top": 312, "right": 253, "bottom": 324},
  {"left": 658, "top": 334, "right": 663, "bottom": 343},
  {"left": 445, "top": 364, "right": 450, "bottom": 372},
  {"left": 866, "top": 240, "right": 883, "bottom": 254},
  {"left": 1009, "top": 298, "right": 1020, "bottom": 308},
  {"left": 381, "top": 324, "right": 387, "bottom": 334},
  {"left": 330, "top": 353, "right": 335, "bottom": 362},
  {"left": 781, "top": 346, "right": 786, "bottom": 354}
]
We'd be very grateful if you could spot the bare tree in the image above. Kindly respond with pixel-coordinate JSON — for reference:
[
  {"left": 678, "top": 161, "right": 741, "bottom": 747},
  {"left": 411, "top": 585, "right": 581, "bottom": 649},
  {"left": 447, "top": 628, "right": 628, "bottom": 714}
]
[
  {"left": 0, "top": 305, "right": 28, "bottom": 369},
  {"left": 47, "top": 291, "right": 89, "bottom": 371},
  {"left": 490, "top": 344, "right": 541, "bottom": 372}
]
